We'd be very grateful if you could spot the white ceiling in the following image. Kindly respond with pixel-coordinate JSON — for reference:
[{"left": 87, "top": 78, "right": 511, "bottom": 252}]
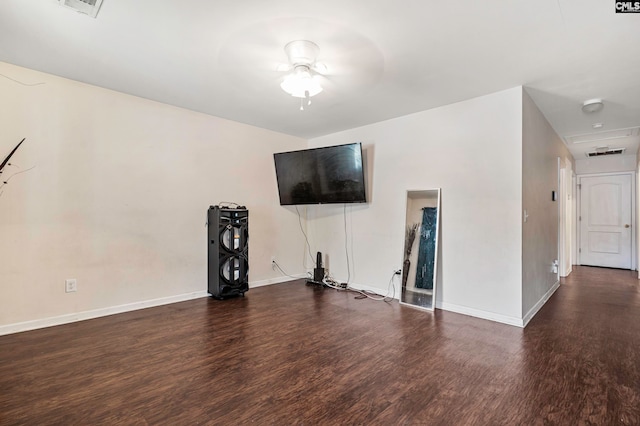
[{"left": 1, "top": 0, "right": 639, "bottom": 159}]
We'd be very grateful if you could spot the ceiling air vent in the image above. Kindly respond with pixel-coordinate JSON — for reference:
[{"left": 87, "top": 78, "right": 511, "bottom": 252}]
[
  {"left": 586, "top": 148, "right": 626, "bottom": 158},
  {"left": 58, "top": 0, "right": 104, "bottom": 18}
]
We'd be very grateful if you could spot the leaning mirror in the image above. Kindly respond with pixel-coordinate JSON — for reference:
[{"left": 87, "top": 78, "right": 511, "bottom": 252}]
[{"left": 400, "top": 189, "right": 441, "bottom": 311}]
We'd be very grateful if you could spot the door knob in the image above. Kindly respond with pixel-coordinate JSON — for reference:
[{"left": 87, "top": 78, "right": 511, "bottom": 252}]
[{"left": 625, "top": 224, "right": 630, "bottom": 228}]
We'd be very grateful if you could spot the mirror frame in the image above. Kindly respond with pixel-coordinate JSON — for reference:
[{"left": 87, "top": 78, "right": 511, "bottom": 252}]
[{"left": 399, "top": 188, "right": 441, "bottom": 311}]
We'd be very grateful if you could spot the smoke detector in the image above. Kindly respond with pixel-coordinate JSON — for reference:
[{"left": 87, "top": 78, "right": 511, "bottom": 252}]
[
  {"left": 582, "top": 98, "right": 604, "bottom": 114},
  {"left": 57, "top": 0, "right": 104, "bottom": 18}
]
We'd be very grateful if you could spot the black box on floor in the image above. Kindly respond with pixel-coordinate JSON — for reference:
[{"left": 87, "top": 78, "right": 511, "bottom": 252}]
[{"left": 313, "top": 267, "right": 324, "bottom": 283}]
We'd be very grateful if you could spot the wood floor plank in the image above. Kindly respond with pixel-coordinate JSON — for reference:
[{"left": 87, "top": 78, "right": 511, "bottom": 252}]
[{"left": 1, "top": 266, "right": 639, "bottom": 425}]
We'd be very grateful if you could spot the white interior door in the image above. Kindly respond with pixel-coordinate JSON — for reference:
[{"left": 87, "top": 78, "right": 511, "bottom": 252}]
[{"left": 579, "top": 174, "right": 632, "bottom": 269}]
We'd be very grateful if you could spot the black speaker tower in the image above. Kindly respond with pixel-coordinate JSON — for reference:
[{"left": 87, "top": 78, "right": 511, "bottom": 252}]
[
  {"left": 208, "top": 205, "right": 249, "bottom": 299},
  {"left": 314, "top": 251, "right": 325, "bottom": 283}
]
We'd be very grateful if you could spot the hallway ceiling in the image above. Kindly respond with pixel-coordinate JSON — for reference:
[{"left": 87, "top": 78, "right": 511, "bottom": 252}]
[{"left": 1, "top": 0, "right": 639, "bottom": 158}]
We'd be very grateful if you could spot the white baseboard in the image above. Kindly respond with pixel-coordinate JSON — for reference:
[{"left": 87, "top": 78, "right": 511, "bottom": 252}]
[
  {"left": 0, "top": 290, "right": 209, "bottom": 336},
  {"left": 434, "top": 280, "right": 560, "bottom": 328},
  {"left": 250, "top": 274, "right": 307, "bottom": 288},
  {"left": 334, "top": 280, "right": 524, "bottom": 327},
  {"left": 435, "top": 301, "right": 524, "bottom": 327},
  {"left": 348, "top": 281, "right": 396, "bottom": 297},
  {"left": 0, "top": 275, "right": 306, "bottom": 336},
  {"left": 0, "top": 276, "right": 557, "bottom": 336},
  {"left": 328, "top": 278, "right": 399, "bottom": 300},
  {"left": 522, "top": 280, "right": 560, "bottom": 327}
]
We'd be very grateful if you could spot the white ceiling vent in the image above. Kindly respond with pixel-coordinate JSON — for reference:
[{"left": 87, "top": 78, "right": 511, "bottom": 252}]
[
  {"left": 565, "top": 127, "right": 640, "bottom": 145},
  {"left": 58, "top": 0, "right": 103, "bottom": 18},
  {"left": 586, "top": 147, "right": 626, "bottom": 158}
]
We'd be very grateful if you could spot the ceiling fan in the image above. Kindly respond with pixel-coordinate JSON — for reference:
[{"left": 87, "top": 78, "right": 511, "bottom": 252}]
[
  {"left": 216, "top": 18, "right": 384, "bottom": 112},
  {"left": 278, "top": 40, "right": 327, "bottom": 110}
]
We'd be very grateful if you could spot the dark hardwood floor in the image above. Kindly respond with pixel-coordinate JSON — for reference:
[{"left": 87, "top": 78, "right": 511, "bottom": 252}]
[{"left": 1, "top": 266, "right": 639, "bottom": 425}]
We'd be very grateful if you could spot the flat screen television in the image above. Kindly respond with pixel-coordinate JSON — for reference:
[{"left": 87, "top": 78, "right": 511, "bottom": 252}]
[{"left": 274, "top": 142, "right": 367, "bottom": 205}]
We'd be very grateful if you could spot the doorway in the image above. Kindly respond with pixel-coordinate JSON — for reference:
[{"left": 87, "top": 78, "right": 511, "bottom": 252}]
[
  {"left": 577, "top": 172, "right": 636, "bottom": 269},
  {"left": 559, "top": 162, "right": 573, "bottom": 277}
]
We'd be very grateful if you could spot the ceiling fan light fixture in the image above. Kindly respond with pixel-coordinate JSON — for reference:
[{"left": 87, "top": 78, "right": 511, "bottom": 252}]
[
  {"left": 284, "top": 40, "right": 320, "bottom": 66},
  {"left": 280, "top": 65, "right": 323, "bottom": 98},
  {"left": 279, "top": 41, "right": 324, "bottom": 109},
  {"left": 582, "top": 98, "right": 604, "bottom": 114}
]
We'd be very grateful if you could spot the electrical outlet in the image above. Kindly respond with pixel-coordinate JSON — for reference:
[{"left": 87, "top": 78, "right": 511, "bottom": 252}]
[{"left": 65, "top": 278, "right": 77, "bottom": 293}]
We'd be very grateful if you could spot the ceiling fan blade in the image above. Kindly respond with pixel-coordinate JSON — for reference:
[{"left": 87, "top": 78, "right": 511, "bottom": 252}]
[
  {"left": 275, "top": 63, "right": 292, "bottom": 73},
  {"left": 312, "top": 62, "right": 328, "bottom": 75}
]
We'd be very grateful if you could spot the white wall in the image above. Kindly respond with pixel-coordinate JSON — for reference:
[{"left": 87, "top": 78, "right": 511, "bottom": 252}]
[
  {"left": 308, "top": 88, "right": 524, "bottom": 324},
  {"left": 0, "top": 62, "right": 308, "bottom": 331},
  {"left": 575, "top": 154, "right": 637, "bottom": 175},
  {"left": 0, "top": 65, "right": 567, "bottom": 330},
  {"left": 521, "top": 90, "right": 574, "bottom": 322}
]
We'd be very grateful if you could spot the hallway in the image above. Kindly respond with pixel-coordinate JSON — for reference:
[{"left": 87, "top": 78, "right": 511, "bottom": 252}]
[{"left": 511, "top": 265, "right": 640, "bottom": 424}]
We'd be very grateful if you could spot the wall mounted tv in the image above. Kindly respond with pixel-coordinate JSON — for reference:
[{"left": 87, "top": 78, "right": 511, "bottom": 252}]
[{"left": 274, "top": 142, "right": 367, "bottom": 205}]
